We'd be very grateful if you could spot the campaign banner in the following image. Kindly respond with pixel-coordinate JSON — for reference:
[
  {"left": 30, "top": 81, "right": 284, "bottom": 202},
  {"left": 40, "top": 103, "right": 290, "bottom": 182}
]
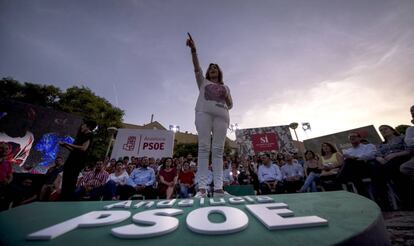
[
  {"left": 111, "top": 129, "right": 174, "bottom": 160},
  {"left": 236, "top": 125, "right": 295, "bottom": 156},
  {"left": 250, "top": 133, "right": 279, "bottom": 153}
]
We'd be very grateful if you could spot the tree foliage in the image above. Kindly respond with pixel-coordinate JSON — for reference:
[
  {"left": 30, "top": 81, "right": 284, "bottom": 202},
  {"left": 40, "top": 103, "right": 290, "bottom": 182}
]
[
  {"left": 224, "top": 140, "right": 233, "bottom": 156},
  {"left": 173, "top": 140, "right": 233, "bottom": 158},
  {"left": 174, "top": 143, "right": 198, "bottom": 158},
  {"left": 0, "top": 77, "right": 61, "bottom": 107},
  {"left": 395, "top": 124, "right": 410, "bottom": 135},
  {"left": 1, "top": 77, "right": 124, "bottom": 162}
]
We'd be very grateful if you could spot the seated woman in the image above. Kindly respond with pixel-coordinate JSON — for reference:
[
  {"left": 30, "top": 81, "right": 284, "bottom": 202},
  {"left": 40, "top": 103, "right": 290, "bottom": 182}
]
[
  {"left": 158, "top": 157, "right": 178, "bottom": 199},
  {"left": 103, "top": 160, "right": 129, "bottom": 200},
  {"left": 178, "top": 161, "right": 195, "bottom": 198},
  {"left": 319, "top": 142, "right": 344, "bottom": 191},
  {"left": 39, "top": 156, "right": 64, "bottom": 201},
  {"left": 299, "top": 150, "right": 323, "bottom": 192},
  {"left": 372, "top": 125, "right": 412, "bottom": 209},
  {"left": 48, "top": 172, "right": 63, "bottom": 201}
]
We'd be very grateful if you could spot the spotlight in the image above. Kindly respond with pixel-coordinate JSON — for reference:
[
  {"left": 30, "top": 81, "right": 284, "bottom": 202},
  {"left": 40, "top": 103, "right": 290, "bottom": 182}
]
[
  {"left": 169, "top": 125, "right": 180, "bottom": 133},
  {"left": 302, "top": 122, "right": 311, "bottom": 131}
]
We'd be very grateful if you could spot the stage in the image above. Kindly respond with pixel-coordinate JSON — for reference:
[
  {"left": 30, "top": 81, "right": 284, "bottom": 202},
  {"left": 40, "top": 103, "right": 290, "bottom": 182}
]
[{"left": 0, "top": 191, "right": 390, "bottom": 245}]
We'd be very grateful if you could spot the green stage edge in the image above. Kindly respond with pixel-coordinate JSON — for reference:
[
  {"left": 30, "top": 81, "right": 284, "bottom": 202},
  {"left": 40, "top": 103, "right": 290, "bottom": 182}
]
[{"left": 0, "top": 191, "right": 390, "bottom": 246}]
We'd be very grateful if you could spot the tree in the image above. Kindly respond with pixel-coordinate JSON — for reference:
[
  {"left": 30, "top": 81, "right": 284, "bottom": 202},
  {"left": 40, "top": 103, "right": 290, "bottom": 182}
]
[
  {"left": 58, "top": 86, "right": 124, "bottom": 162},
  {"left": 224, "top": 140, "right": 233, "bottom": 156},
  {"left": 0, "top": 77, "right": 61, "bottom": 107},
  {"left": 174, "top": 143, "right": 198, "bottom": 158},
  {"left": 395, "top": 125, "right": 410, "bottom": 135},
  {"left": 1, "top": 77, "right": 124, "bottom": 163},
  {"left": 173, "top": 139, "right": 234, "bottom": 158}
]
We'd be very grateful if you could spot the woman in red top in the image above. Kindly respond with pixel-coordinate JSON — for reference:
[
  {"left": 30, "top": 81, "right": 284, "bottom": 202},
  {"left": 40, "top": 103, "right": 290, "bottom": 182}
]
[
  {"left": 178, "top": 161, "right": 195, "bottom": 198},
  {"left": 158, "top": 157, "right": 177, "bottom": 199}
]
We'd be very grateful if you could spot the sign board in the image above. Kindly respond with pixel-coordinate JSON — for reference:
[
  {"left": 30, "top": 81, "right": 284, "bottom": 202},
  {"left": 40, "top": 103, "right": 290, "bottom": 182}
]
[
  {"left": 110, "top": 129, "right": 174, "bottom": 160},
  {"left": 250, "top": 133, "right": 280, "bottom": 153},
  {"left": 236, "top": 125, "right": 295, "bottom": 156},
  {"left": 0, "top": 191, "right": 389, "bottom": 245}
]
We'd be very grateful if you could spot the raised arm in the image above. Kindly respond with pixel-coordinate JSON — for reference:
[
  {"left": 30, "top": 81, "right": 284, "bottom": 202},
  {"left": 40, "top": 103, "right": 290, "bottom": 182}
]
[
  {"left": 186, "top": 33, "right": 201, "bottom": 71},
  {"left": 186, "top": 33, "right": 203, "bottom": 88}
]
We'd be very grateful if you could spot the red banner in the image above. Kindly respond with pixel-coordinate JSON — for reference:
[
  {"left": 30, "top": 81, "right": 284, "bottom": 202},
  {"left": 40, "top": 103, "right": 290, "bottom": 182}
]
[{"left": 251, "top": 133, "right": 279, "bottom": 153}]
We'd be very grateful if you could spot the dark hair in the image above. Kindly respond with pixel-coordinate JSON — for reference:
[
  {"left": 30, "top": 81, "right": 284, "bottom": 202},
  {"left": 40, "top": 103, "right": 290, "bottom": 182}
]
[
  {"left": 115, "top": 160, "right": 123, "bottom": 166},
  {"left": 276, "top": 153, "right": 285, "bottom": 160},
  {"left": 84, "top": 119, "right": 97, "bottom": 131},
  {"left": 321, "top": 142, "right": 338, "bottom": 156},
  {"left": 162, "top": 157, "right": 173, "bottom": 169},
  {"left": 205, "top": 63, "right": 223, "bottom": 84},
  {"left": 379, "top": 125, "right": 400, "bottom": 143},
  {"left": 75, "top": 119, "right": 96, "bottom": 140},
  {"left": 304, "top": 150, "right": 316, "bottom": 161}
]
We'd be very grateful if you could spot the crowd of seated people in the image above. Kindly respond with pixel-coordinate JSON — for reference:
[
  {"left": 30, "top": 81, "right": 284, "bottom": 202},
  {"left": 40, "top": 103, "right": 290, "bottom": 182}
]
[{"left": 1, "top": 105, "right": 413, "bottom": 212}]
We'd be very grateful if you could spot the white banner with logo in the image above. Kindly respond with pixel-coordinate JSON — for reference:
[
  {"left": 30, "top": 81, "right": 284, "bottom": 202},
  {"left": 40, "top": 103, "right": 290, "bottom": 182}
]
[{"left": 110, "top": 129, "right": 174, "bottom": 160}]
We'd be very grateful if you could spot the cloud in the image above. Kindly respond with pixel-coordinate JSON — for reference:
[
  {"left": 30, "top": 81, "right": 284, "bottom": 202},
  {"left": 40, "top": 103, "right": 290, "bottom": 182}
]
[{"left": 235, "top": 43, "right": 414, "bottom": 141}]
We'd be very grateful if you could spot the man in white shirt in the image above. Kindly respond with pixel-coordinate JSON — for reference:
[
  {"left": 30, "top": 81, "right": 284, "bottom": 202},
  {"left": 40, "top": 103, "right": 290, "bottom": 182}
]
[
  {"left": 337, "top": 132, "right": 377, "bottom": 197},
  {"left": 186, "top": 154, "right": 197, "bottom": 167},
  {"left": 257, "top": 153, "right": 283, "bottom": 194},
  {"left": 400, "top": 105, "right": 414, "bottom": 180},
  {"left": 281, "top": 153, "right": 304, "bottom": 193}
]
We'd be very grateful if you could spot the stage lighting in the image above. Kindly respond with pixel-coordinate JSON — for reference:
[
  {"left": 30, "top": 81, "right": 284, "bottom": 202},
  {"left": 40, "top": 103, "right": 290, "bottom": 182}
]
[{"left": 169, "top": 125, "right": 180, "bottom": 133}]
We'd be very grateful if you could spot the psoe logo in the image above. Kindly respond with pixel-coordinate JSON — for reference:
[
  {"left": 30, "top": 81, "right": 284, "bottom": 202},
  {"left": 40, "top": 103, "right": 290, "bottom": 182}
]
[
  {"left": 26, "top": 196, "right": 328, "bottom": 240},
  {"left": 123, "top": 136, "right": 136, "bottom": 151}
]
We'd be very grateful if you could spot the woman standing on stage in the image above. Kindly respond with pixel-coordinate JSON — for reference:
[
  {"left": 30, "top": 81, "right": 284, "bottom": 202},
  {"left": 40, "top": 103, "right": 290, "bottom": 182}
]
[
  {"left": 186, "top": 33, "right": 233, "bottom": 197},
  {"left": 60, "top": 121, "right": 96, "bottom": 201}
]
